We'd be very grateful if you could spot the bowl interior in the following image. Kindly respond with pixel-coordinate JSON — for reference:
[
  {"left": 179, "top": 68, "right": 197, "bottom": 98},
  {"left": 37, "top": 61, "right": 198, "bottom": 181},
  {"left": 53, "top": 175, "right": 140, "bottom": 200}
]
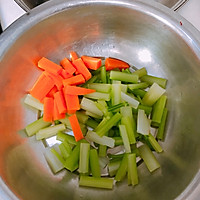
[{"left": 0, "top": 1, "right": 200, "bottom": 200}]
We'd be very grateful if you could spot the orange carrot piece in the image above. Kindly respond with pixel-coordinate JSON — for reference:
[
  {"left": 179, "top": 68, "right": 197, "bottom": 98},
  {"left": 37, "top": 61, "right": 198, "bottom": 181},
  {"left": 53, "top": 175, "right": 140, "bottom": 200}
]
[
  {"left": 62, "top": 74, "right": 85, "bottom": 86},
  {"left": 64, "top": 85, "right": 95, "bottom": 95},
  {"left": 38, "top": 57, "right": 63, "bottom": 75},
  {"left": 30, "top": 73, "right": 54, "bottom": 102},
  {"left": 105, "top": 57, "right": 130, "bottom": 71},
  {"left": 65, "top": 94, "right": 80, "bottom": 111},
  {"left": 73, "top": 58, "right": 92, "bottom": 81},
  {"left": 70, "top": 51, "right": 79, "bottom": 62},
  {"left": 68, "top": 114, "right": 84, "bottom": 142},
  {"left": 60, "top": 58, "right": 76, "bottom": 75},
  {"left": 54, "top": 90, "right": 67, "bottom": 114},
  {"left": 53, "top": 99, "right": 66, "bottom": 120},
  {"left": 43, "top": 97, "right": 54, "bottom": 122},
  {"left": 67, "top": 110, "right": 77, "bottom": 114},
  {"left": 81, "top": 56, "right": 102, "bottom": 70},
  {"left": 60, "top": 69, "right": 73, "bottom": 79},
  {"left": 46, "top": 86, "right": 58, "bottom": 98}
]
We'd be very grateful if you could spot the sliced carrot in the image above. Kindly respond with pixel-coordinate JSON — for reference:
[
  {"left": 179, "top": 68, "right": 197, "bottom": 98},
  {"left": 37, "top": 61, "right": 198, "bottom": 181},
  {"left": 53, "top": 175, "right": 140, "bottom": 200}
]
[
  {"left": 53, "top": 98, "right": 66, "bottom": 120},
  {"left": 62, "top": 74, "right": 85, "bottom": 86},
  {"left": 68, "top": 114, "right": 84, "bottom": 142},
  {"left": 38, "top": 57, "right": 63, "bottom": 75},
  {"left": 60, "top": 69, "right": 73, "bottom": 79},
  {"left": 60, "top": 58, "right": 76, "bottom": 75},
  {"left": 81, "top": 55, "right": 102, "bottom": 70},
  {"left": 46, "top": 86, "right": 58, "bottom": 98},
  {"left": 105, "top": 57, "right": 130, "bottom": 71},
  {"left": 65, "top": 94, "right": 80, "bottom": 111},
  {"left": 43, "top": 97, "right": 54, "bottom": 122},
  {"left": 54, "top": 90, "right": 67, "bottom": 114},
  {"left": 67, "top": 110, "right": 77, "bottom": 114},
  {"left": 30, "top": 73, "right": 54, "bottom": 102},
  {"left": 73, "top": 58, "right": 92, "bottom": 81},
  {"left": 64, "top": 85, "right": 95, "bottom": 95},
  {"left": 70, "top": 51, "right": 79, "bottom": 62},
  {"left": 44, "top": 71, "right": 64, "bottom": 90}
]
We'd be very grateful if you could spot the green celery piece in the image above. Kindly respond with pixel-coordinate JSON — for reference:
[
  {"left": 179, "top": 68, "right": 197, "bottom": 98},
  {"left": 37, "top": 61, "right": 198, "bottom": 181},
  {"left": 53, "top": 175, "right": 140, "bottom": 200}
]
[
  {"left": 130, "top": 89, "right": 146, "bottom": 98},
  {"left": 108, "top": 160, "right": 121, "bottom": 177},
  {"left": 121, "top": 92, "right": 139, "bottom": 109},
  {"left": 76, "top": 111, "right": 89, "bottom": 124},
  {"left": 132, "top": 67, "right": 147, "bottom": 78},
  {"left": 90, "top": 149, "right": 101, "bottom": 178},
  {"left": 151, "top": 95, "right": 167, "bottom": 127},
  {"left": 100, "top": 66, "right": 107, "bottom": 83},
  {"left": 142, "top": 83, "right": 166, "bottom": 106},
  {"left": 108, "top": 153, "right": 124, "bottom": 160},
  {"left": 95, "top": 112, "right": 122, "bottom": 137},
  {"left": 85, "top": 92, "right": 110, "bottom": 101},
  {"left": 99, "top": 145, "right": 107, "bottom": 157},
  {"left": 94, "top": 117, "right": 110, "bottom": 132},
  {"left": 87, "top": 83, "right": 111, "bottom": 93},
  {"left": 79, "top": 175, "right": 114, "bottom": 189},
  {"left": 156, "top": 108, "right": 168, "bottom": 141},
  {"left": 110, "top": 71, "right": 138, "bottom": 83},
  {"left": 108, "top": 102, "right": 127, "bottom": 112},
  {"left": 56, "top": 132, "right": 77, "bottom": 146},
  {"left": 64, "top": 142, "right": 80, "bottom": 172},
  {"left": 127, "top": 153, "right": 138, "bottom": 186},
  {"left": 50, "top": 148, "right": 65, "bottom": 165},
  {"left": 122, "top": 68, "right": 132, "bottom": 74},
  {"left": 79, "top": 143, "right": 90, "bottom": 174},
  {"left": 132, "top": 104, "right": 152, "bottom": 116},
  {"left": 25, "top": 118, "right": 51, "bottom": 137},
  {"left": 148, "top": 133, "right": 163, "bottom": 153},
  {"left": 115, "top": 154, "right": 128, "bottom": 182},
  {"left": 24, "top": 94, "right": 44, "bottom": 111},
  {"left": 121, "top": 84, "right": 128, "bottom": 93},
  {"left": 137, "top": 109, "right": 150, "bottom": 135},
  {"left": 95, "top": 100, "right": 109, "bottom": 116},
  {"left": 111, "top": 83, "right": 121, "bottom": 106},
  {"left": 140, "top": 75, "right": 167, "bottom": 88},
  {"left": 138, "top": 144, "right": 160, "bottom": 172},
  {"left": 121, "top": 116, "right": 136, "bottom": 144},
  {"left": 113, "top": 137, "right": 123, "bottom": 146},
  {"left": 119, "top": 125, "right": 131, "bottom": 153},
  {"left": 85, "top": 118, "right": 99, "bottom": 129},
  {"left": 36, "top": 124, "right": 66, "bottom": 140},
  {"left": 128, "top": 82, "right": 149, "bottom": 90},
  {"left": 59, "top": 142, "right": 72, "bottom": 160}
]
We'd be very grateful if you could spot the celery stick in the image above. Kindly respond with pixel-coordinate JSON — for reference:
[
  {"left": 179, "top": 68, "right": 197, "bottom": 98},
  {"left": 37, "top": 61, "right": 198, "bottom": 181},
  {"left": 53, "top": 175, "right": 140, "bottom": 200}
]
[
  {"left": 100, "top": 66, "right": 107, "bottom": 83},
  {"left": 121, "top": 84, "right": 128, "bottom": 93},
  {"left": 85, "top": 111, "right": 102, "bottom": 119},
  {"left": 79, "top": 143, "right": 90, "bottom": 174},
  {"left": 121, "top": 116, "right": 136, "bottom": 144},
  {"left": 24, "top": 94, "right": 44, "bottom": 111},
  {"left": 151, "top": 95, "right": 167, "bottom": 127},
  {"left": 64, "top": 142, "right": 80, "bottom": 172},
  {"left": 76, "top": 111, "right": 89, "bottom": 124},
  {"left": 121, "top": 92, "right": 139, "bottom": 109},
  {"left": 138, "top": 144, "right": 160, "bottom": 172},
  {"left": 99, "top": 145, "right": 107, "bottom": 157},
  {"left": 128, "top": 82, "right": 149, "bottom": 90},
  {"left": 87, "top": 83, "right": 111, "bottom": 93},
  {"left": 81, "top": 97, "right": 103, "bottom": 117},
  {"left": 110, "top": 71, "right": 138, "bottom": 83},
  {"left": 108, "top": 160, "right": 121, "bottom": 177},
  {"left": 44, "top": 147, "right": 64, "bottom": 173},
  {"left": 132, "top": 104, "right": 152, "bottom": 116},
  {"left": 137, "top": 109, "right": 150, "bottom": 135},
  {"left": 86, "top": 131, "right": 115, "bottom": 148},
  {"left": 111, "top": 83, "right": 121, "bottom": 105},
  {"left": 119, "top": 125, "right": 131, "bottom": 153},
  {"left": 132, "top": 67, "right": 147, "bottom": 78},
  {"left": 90, "top": 149, "right": 101, "bottom": 178},
  {"left": 108, "top": 153, "right": 124, "bottom": 160},
  {"left": 25, "top": 118, "right": 51, "bottom": 137},
  {"left": 95, "top": 100, "right": 109, "bottom": 116},
  {"left": 36, "top": 124, "right": 66, "bottom": 140},
  {"left": 59, "top": 141, "right": 72, "bottom": 160},
  {"left": 127, "top": 153, "right": 138, "bottom": 186},
  {"left": 95, "top": 112, "right": 122, "bottom": 137},
  {"left": 94, "top": 117, "right": 109, "bottom": 132},
  {"left": 113, "top": 137, "right": 123, "bottom": 146},
  {"left": 85, "top": 92, "right": 110, "bottom": 101},
  {"left": 108, "top": 102, "right": 127, "bottom": 112},
  {"left": 51, "top": 148, "right": 65, "bottom": 165},
  {"left": 85, "top": 118, "right": 99, "bottom": 129},
  {"left": 142, "top": 83, "right": 166, "bottom": 106},
  {"left": 83, "top": 75, "right": 98, "bottom": 86},
  {"left": 79, "top": 176, "right": 114, "bottom": 189},
  {"left": 56, "top": 132, "right": 77, "bottom": 146},
  {"left": 140, "top": 75, "right": 167, "bottom": 88},
  {"left": 131, "top": 89, "right": 146, "bottom": 98},
  {"left": 115, "top": 154, "right": 128, "bottom": 181},
  {"left": 156, "top": 108, "right": 168, "bottom": 141},
  {"left": 148, "top": 133, "right": 163, "bottom": 153}
]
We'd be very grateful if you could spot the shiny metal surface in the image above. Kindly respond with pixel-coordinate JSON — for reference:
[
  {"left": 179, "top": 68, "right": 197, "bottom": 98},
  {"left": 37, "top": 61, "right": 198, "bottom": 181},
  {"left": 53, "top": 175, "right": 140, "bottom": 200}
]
[
  {"left": 0, "top": 0, "right": 200, "bottom": 199},
  {"left": 14, "top": 0, "right": 188, "bottom": 11}
]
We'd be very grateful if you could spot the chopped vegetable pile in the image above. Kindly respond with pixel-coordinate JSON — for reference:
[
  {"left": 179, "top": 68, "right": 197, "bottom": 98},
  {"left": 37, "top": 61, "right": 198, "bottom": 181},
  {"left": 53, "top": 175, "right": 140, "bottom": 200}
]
[{"left": 24, "top": 52, "right": 168, "bottom": 189}]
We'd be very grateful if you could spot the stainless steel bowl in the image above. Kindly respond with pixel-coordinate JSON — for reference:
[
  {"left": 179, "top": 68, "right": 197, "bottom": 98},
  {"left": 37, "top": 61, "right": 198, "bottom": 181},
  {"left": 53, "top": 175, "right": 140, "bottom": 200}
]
[{"left": 0, "top": 0, "right": 200, "bottom": 199}]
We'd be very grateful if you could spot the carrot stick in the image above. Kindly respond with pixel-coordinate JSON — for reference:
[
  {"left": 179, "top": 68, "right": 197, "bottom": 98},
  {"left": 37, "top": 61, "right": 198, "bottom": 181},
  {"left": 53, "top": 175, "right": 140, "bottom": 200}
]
[
  {"left": 46, "top": 86, "right": 58, "bottom": 98},
  {"left": 43, "top": 97, "right": 54, "bottom": 122},
  {"left": 60, "top": 58, "right": 76, "bottom": 75},
  {"left": 72, "top": 58, "right": 92, "bottom": 81},
  {"left": 81, "top": 56, "right": 102, "bottom": 70},
  {"left": 63, "top": 74, "right": 85, "bottom": 86},
  {"left": 54, "top": 90, "right": 67, "bottom": 114},
  {"left": 65, "top": 94, "right": 80, "bottom": 111},
  {"left": 60, "top": 69, "right": 73, "bottom": 79},
  {"left": 64, "top": 85, "right": 95, "bottom": 95},
  {"left": 68, "top": 114, "right": 84, "bottom": 142},
  {"left": 70, "top": 51, "right": 79, "bottom": 62},
  {"left": 38, "top": 57, "right": 63, "bottom": 75},
  {"left": 53, "top": 98, "right": 66, "bottom": 120},
  {"left": 105, "top": 57, "right": 130, "bottom": 71},
  {"left": 30, "top": 73, "right": 55, "bottom": 102}
]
